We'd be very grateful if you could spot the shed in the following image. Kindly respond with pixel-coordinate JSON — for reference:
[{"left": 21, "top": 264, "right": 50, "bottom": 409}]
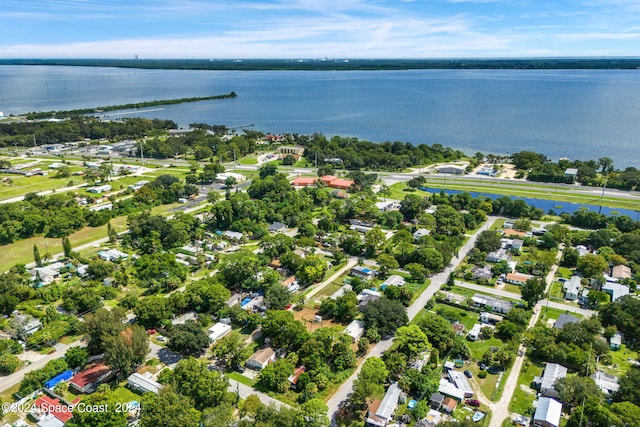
[
  {"left": 429, "top": 392, "right": 445, "bottom": 410},
  {"left": 413, "top": 228, "right": 432, "bottom": 241},
  {"left": 610, "top": 332, "right": 622, "bottom": 350}
]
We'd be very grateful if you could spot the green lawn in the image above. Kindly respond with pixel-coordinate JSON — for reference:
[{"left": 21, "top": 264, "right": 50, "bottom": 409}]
[
  {"left": 238, "top": 157, "right": 258, "bottom": 165},
  {"left": 603, "top": 344, "right": 639, "bottom": 377},
  {"left": 407, "top": 279, "right": 431, "bottom": 303},
  {"left": 509, "top": 360, "right": 544, "bottom": 416},
  {"left": 418, "top": 176, "right": 640, "bottom": 211},
  {"left": 111, "top": 385, "right": 143, "bottom": 403},
  {"left": 388, "top": 182, "right": 418, "bottom": 201},
  {"left": 226, "top": 372, "right": 256, "bottom": 387},
  {"left": 549, "top": 282, "right": 565, "bottom": 300},
  {"left": 469, "top": 337, "right": 504, "bottom": 361},
  {"left": 490, "top": 219, "right": 507, "bottom": 230},
  {"left": 537, "top": 306, "right": 583, "bottom": 326}
]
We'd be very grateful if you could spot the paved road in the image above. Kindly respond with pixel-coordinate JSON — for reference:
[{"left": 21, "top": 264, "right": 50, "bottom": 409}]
[
  {"left": 326, "top": 216, "right": 499, "bottom": 420},
  {"left": 0, "top": 339, "right": 84, "bottom": 393}
]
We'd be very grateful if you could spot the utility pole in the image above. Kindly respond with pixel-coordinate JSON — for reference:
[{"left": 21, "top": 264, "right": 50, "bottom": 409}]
[{"left": 139, "top": 140, "right": 145, "bottom": 165}]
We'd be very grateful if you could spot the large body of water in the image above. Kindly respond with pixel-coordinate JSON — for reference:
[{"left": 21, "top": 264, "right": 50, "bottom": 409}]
[{"left": 1, "top": 65, "right": 640, "bottom": 167}]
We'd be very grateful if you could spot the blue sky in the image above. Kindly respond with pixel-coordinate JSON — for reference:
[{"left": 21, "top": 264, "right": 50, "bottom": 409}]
[{"left": 1, "top": 0, "right": 639, "bottom": 58}]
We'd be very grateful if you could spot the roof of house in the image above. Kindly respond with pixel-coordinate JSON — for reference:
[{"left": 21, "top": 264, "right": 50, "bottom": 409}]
[
  {"left": 539, "top": 363, "right": 568, "bottom": 392},
  {"left": 383, "top": 275, "right": 405, "bottom": 287},
  {"left": 438, "top": 379, "right": 465, "bottom": 400},
  {"left": 564, "top": 276, "right": 581, "bottom": 294},
  {"left": 603, "top": 282, "right": 630, "bottom": 301},
  {"left": 376, "top": 382, "right": 401, "bottom": 420},
  {"left": 533, "top": 397, "right": 562, "bottom": 427},
  {"left": 554, "top": 314, "right": 579, "bottom": 329},
  {"left": 442, "top": 397, "right": 458, "bottom": 411},
  {"left": 320, "top": 175, "right": 338, "bottom": 183},
  {"left": 413, "top": 228, "right": 432, "bottom": 238},
  {"left": 448, "top": 371, "right": 474, "bottom": 396},
  {"left": 288, "top": 366, "right": 306, "bottom": 385},
  {"left": 283, "top": 276, "right": 297, "bottom": 287},
  {"left": 37, "top": 413, "right": 66, "bottom": 427},
  {"left": 269, "top": 222, "right": 286, "bottom": 231},
  {"left": 35, "top": 395, "right": 74, "bottom": 423},
  {"left": 591, "top": 370, "right": 620, "bottom": 395},
  {"left": 565, "top": 168, "right": 579, "bottom": 175},
  {"left": 503, "top": 228, "right": 527, "bottom": 238},
  {"left": 345, "top": 320, "right": 365, "bottom": 339},
  {"left": 486, "top": 248, "right": 509, "bottom": 261},
  {"left": 128, "top": 372, "right": 163, "bottom": 394},
  {"left": 506, "top": 272, "right": 533, "bottom": 283},
  {"left": 611, "top": 265, "right": 632, "bottom": 279},
  {"left": 70, "top": 362, "right": 111, "bottom": 389},
  {"left": 328, "top": 178, "right": 354, "bottom": 188},
  {"left": 292, "top": 177, "right": 317, "bottom": 186},
  {"left": 248, "top": 347, "right": 276, "bottom": 365},
  {"left": 208, "top": 322, "right": 232, "bottom": 342}
]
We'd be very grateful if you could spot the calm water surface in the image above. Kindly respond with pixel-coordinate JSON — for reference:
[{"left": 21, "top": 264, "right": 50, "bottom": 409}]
[{"left": 1, "top": 65, "right": 639, "bottom": 167}]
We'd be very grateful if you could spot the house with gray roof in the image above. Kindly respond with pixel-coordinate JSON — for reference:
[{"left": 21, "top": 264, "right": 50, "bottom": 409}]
[
  {"left": 533, "top": 363, "right": 567, "bottom": 398},
  {"left": 563, "top": 276, "right": 581, "bottom": 301},
  {"left": 554, "top": 314, "right": 579, "bottom": 329}
]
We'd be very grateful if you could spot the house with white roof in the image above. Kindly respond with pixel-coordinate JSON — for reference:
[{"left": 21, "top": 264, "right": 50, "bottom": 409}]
[
  {"left": 208, "top": 322, "right": 232, "bottom": 343},
  {"left": 98, "top": 248, "right": 128, "bottom": 262},
  {"left": 365, "top": 382, "right": 401, "bottom": 427},
  {"left": 533, "top": 397, "right": 562, "bottom": 427},
  {"left": 345, "top": 320, "right": 365, "bottom": 343},
  {"left": 603, "top": 282, "right": 630, "bottom": 302},
  {"left": 413, "top": 228, "right": 432, "bottom": 241},
  {"left": 438, "top": 379, "right": 465, "bottom": 401},
  {"left": 128, "top": 372, "right": 163, "bottom": 395}
]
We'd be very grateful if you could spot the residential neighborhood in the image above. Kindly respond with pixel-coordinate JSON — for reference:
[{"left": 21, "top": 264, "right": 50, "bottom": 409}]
[{"left": 0, "top": 129, "right": 638, "bottom": 427}]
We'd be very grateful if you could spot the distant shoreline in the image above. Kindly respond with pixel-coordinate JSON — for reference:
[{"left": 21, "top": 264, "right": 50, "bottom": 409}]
[
  {"left": 2, "top": 58, "right": 640, "bottom": 71},
  {"left": 23, "top": 92, "right": 237, "bottom": 120}
]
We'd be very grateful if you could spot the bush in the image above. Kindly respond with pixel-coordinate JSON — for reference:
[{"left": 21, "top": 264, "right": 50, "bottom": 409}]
[{"left": 477, "top": 370, "right": 487, "bottom": 379}]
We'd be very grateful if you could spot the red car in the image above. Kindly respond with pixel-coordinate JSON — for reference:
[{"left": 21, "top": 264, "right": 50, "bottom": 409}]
[
  {"left": 147, "top": 329, "right": 156, "bottom": 335},
  {"left": 465, "top": 399, "right": 481, "bottom": 407}
]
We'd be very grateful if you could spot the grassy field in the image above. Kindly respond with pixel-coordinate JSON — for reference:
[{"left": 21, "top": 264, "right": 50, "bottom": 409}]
[
  {"left": 238, "top": 157, "right": 258, "bottom": 165},
  {"left": 420, "top": 176, "right": 640, "bottom": 211},
  {"left": 388, "top": 182, "right": 419, "bottom": 201},
  {"left": 509, "top": 360, "right": 544, "bottom": 416},
  {"left": 0, "top": 196, "right": 188, "bottom": 272}
]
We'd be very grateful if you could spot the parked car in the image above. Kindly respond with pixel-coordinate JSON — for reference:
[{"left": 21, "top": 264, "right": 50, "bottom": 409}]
[
  {"left": 464, "top": 370, "right": 473, "bottom": 378},
  {"left": 147, "top": 329, "right": 156, "bottom": 334},
  {"left": 465, "top": 399, "right": 481, "bottom": 407},
  {"left": 479, "top": 362, "right": 488, "bottom": 370},
  {"left": 488, "top": 366, "right": 503, "bottom": 374}
]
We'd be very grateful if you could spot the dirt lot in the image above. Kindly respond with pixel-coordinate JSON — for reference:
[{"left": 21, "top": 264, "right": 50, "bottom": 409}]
[{"left": 293, "top": 307, "right": 343, "bottom": 333}]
